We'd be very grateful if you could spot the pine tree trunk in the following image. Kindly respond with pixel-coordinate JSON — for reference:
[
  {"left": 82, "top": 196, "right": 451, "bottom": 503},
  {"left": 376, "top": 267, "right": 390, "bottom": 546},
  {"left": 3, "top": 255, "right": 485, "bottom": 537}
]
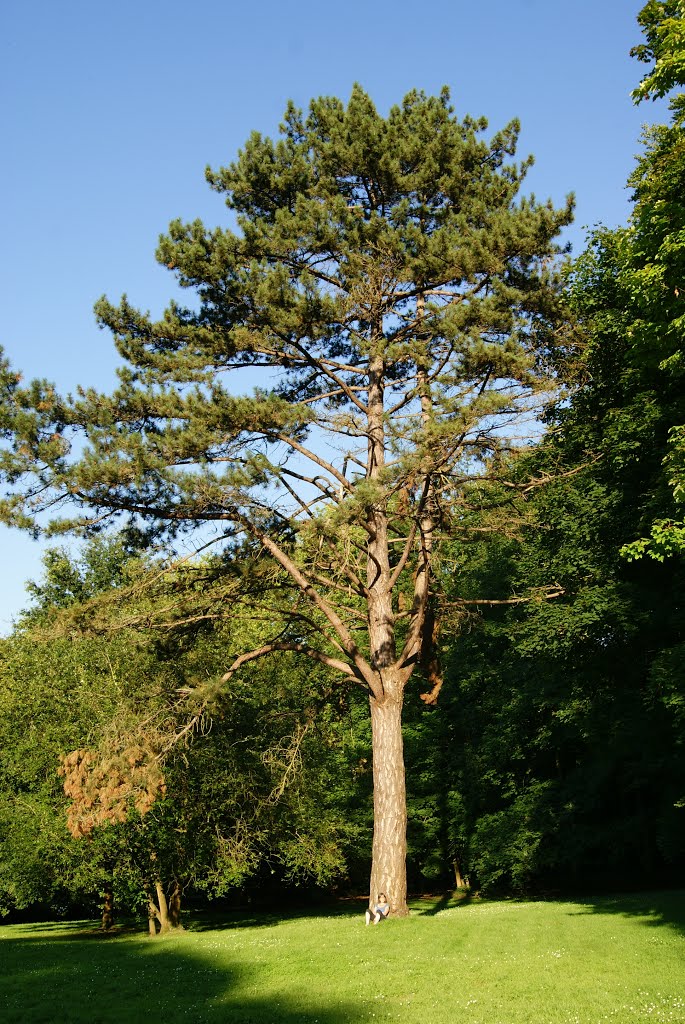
[
  {"left": 365, "top": 342, "right": 409, "bottom": 917},
  {"left": 369, "top": 683, "right": 408, "bottom": 917}
]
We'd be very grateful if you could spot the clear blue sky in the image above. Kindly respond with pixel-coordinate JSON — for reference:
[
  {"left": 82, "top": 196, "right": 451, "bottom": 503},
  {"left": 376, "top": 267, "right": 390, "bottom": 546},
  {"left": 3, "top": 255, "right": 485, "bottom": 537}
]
[{"left": 0, "top": 0, "right": 658, "bottom": 630}]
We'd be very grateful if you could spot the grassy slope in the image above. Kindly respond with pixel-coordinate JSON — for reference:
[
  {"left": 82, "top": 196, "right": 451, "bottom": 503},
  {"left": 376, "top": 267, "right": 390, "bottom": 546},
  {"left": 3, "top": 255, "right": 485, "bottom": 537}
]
[{"left": 1, "top": 892, "right": 684, "bottom": 1024}]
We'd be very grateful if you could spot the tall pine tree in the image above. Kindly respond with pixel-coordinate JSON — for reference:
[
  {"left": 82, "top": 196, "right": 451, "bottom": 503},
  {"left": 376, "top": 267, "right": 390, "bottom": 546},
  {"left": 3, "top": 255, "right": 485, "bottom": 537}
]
[{"left": 0, "top": 87, "right": 572, "bottom": 914}]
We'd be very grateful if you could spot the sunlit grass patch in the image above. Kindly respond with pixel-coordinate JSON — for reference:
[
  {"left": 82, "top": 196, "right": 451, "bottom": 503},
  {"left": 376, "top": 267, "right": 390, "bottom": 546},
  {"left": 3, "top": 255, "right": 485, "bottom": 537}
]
[{"left": 1, "top": 891, "right": 684, "bottom": 1023}]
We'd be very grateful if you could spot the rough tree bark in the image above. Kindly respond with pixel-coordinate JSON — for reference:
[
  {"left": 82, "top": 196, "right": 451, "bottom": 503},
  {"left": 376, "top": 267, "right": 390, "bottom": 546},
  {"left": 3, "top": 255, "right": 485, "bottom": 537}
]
[
  {"left": 364, "top": 348, "right": 412, "bottom": 916},
  {"left": 369, "top": 682, "right": 408, "bottom": 916}
]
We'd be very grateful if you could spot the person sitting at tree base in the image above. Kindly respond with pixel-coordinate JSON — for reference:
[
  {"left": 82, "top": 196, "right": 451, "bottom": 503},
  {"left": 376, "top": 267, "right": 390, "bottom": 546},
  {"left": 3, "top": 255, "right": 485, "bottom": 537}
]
[{"left": 365, "top": 893, "right": 390, "bottom": 925}]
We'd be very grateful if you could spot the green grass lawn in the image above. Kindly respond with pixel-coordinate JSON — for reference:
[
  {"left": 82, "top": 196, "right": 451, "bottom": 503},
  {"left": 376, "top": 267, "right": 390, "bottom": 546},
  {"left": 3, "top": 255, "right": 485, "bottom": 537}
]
[{"left": 1, "top": 891, "right": 684, "bottom": 1024}]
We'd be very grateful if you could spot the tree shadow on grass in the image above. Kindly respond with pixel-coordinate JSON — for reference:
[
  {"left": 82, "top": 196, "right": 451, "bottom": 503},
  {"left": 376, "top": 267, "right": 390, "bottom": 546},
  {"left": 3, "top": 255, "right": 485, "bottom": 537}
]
[
  {"left": 185, "top": 900, "right": 365, "bottom": 933},
  {"left": 566, "top": 889, "right": 685, "bottom": 938},
  {"left": 0, "top": 925, "right": 372, "bottom": 1024},
  {"left": 4, "top": 919, "right": 96, "bottom": 935},
  {"left": 414, "top": 890, "right": 472, "bottom": 916}
]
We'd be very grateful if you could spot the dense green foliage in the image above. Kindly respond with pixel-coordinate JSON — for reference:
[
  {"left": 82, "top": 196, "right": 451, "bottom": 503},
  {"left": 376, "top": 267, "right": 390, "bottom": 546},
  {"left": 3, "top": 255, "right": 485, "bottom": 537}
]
[
  {"left": 426, "top": 486, "right": 685, "bottom": 893},
  {"left": 418, "top": 0, "right": 685, "bottom": 893},
  {"left": 0, "top": 540, "right": 366, "bottom": 923}
]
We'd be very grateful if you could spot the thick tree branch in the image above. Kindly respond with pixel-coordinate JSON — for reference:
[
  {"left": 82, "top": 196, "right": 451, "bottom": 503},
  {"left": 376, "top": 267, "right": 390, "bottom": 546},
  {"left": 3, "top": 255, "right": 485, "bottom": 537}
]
[
  {"left": 447, "top": 584, "right": 565, "bottom": 607},
  {"left": 253, "top": 531, "right": 377, "bottom": 690},
  {"left": 275, "top": 433, "right": 353, "bottom": 494},
  {"left": 219, "top": 642, "right": 358, "bottom": 684}
]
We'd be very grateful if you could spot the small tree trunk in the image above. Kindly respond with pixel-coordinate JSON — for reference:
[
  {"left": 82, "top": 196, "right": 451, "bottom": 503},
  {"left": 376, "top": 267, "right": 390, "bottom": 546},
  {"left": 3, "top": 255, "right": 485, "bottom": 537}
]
[
  {"left": 101, "top": 883, "right": 115, "bottom": 931},
  {"left": 454, "top": 859, "right": 466, "bottom": 889},
  {"left": 147, "top": 899, "right": 158, "bottom": 936},
  {"left": 155, "top": 880, "right": 171, "bottom": 932},
  {"left": 369, "top": 682, "right": 408, "bottom": 917},
  {"left": 146, "top": 874, "right": 183, "bottom": 934},
  {"left": 168, "top": 879, "right": 183, "bottom": 929}
]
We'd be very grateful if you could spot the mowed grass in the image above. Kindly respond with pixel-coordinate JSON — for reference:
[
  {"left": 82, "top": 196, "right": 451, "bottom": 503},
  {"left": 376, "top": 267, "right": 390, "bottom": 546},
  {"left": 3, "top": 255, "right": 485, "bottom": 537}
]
[{"left": 1, "top": 891, "right": 684, "bottom": 1024}]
